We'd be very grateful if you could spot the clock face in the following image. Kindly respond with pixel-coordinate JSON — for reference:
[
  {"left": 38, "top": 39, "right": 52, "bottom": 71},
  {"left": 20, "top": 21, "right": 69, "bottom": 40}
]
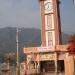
[{"left": 45, "top": 2, "right": 53, "bottom": 12}]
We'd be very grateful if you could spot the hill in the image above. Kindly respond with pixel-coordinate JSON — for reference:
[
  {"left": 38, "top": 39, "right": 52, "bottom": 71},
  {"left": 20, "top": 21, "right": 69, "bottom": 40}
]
[
  {"left": 0, "top": 27, "right": 72, "bottom": 62},
  {"left": 0, "top": 27, "right": 70, "bottom": 55},
  {"left": 0, "top": 27, "right": 41, "bottom": 54}
]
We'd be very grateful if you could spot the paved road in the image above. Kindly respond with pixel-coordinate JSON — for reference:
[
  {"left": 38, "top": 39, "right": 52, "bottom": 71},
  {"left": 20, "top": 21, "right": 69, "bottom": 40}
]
[{"left": 41, "top": 73, "right": 64, "bottom": 75}]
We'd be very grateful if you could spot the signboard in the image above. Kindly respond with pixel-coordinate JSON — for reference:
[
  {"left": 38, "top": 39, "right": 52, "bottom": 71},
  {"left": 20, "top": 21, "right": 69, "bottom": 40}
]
[
  {"left": 56, "top": 45, "right": 68, "bottom": 51},
  {"left": 40, "top": 53, "right": 55, "bottom": 60},
  {"left": 23, "top": 47, "right": 37, "bottom": 54},
  {"left": 23, "top": 46, "right": 55, "bottom": 54},
  {"left": 37, "top": 46, "right": 55, "bottom": 52},
  {"left": 58, "top": 53, "right": 66, "bottom": 60}
]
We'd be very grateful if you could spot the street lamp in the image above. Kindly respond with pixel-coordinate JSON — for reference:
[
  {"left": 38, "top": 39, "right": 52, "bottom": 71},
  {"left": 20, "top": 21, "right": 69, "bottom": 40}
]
[{"left": 16, "top": 28, "right": 20, "bottom": 75}]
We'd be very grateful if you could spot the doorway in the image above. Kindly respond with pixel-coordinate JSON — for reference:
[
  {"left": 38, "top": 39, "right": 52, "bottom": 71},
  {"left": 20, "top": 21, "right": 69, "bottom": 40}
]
[
  {"left": 40, "top": 60, "right": 55, "bottom": 73},
  {"left": 57, "top": 60, "right": 64, "bottom": 72}
]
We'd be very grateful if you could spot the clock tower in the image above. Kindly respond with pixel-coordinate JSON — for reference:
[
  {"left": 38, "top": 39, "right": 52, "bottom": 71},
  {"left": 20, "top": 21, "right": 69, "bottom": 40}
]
[{"left": 39, "top": 0, "right": 62, "bottom": 46}]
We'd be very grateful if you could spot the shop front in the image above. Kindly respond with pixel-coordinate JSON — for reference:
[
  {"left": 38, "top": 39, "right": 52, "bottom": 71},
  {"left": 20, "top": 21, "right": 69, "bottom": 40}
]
[{"left": 23, "top": 45, "right": 68, "bottom": 74}]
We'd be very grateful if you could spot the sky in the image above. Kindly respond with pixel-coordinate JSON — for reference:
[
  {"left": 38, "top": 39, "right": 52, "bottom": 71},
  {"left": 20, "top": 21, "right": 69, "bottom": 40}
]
[{"left": 0, "top": 0, "right": 75, "bottom": 33}]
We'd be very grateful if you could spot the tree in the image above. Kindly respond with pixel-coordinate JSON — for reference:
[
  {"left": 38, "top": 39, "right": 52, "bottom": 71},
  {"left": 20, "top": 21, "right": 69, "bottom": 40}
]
[{"left": 67, "top": 34, "right": 75, "bottom": 54}]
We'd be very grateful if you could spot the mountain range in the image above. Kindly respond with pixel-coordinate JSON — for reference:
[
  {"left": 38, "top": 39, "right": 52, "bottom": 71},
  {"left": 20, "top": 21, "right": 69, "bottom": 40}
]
[{"left": 0, "top": 27, "right": 70, "bottom": 57}]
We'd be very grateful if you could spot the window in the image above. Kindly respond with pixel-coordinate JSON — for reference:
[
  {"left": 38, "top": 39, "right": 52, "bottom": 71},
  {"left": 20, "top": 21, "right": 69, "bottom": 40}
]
[
  {"left": 47, "top": 15, "right": 52, "bottom": 30},
  {"left": 48, "top": 31, "right": 53, "bottom": 45},
  {"left": 45, "top": 14, "right": 54, "bottom": 30}
]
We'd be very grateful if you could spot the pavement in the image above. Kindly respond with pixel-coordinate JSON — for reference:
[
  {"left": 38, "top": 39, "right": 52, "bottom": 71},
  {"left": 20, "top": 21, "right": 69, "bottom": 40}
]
[
  {"left": 44, "top": 73, "right": 64, "bottom": 75},
  {"left": 36, "top": 72, "right": 64, "bottom": 75}
]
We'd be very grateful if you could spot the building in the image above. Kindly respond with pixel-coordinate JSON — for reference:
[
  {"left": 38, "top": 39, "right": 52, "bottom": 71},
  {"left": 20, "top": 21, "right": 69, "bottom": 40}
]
[{"left": 23, "top": 0, "right": 68, "bottom": 74}]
